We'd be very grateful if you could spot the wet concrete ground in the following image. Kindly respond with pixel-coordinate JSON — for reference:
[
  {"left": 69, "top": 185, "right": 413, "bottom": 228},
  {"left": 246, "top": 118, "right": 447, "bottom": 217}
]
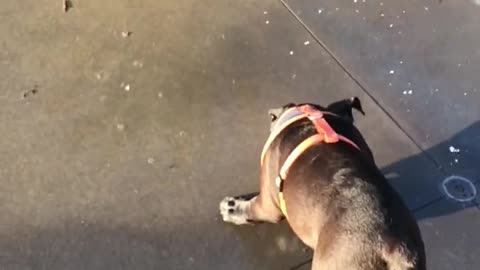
[{"left": 0, "top": 0, "right": 479, "bottom": 269}]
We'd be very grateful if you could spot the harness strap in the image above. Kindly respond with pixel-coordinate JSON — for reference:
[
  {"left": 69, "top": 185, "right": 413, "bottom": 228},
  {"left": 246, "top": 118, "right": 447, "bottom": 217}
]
[
  {"left": 260, "top": 106, "right": 340, "bottom": 166},
  {"left": 275, "top": 134, "right": 326, "bottom": 216},
  {"left": 260, "top": 112, "right": 307, "bottom": 166},
  {"left": 260, "top": 104, "right": 361, "bottom": 218}
]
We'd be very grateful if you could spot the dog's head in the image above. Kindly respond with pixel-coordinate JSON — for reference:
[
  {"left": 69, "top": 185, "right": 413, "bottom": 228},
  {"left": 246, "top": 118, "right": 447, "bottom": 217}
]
[{"left": 267, "top": 97, "right": 365, "bottom": 132}]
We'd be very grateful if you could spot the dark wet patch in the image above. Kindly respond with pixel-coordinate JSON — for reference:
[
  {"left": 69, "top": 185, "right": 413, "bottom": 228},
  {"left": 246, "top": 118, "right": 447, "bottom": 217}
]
[
  {"left": 63, "top": 0, "right": 73, "bottom": 12},
  {"left": 22, "top": 85, "right": 39, "bottom": 99}
]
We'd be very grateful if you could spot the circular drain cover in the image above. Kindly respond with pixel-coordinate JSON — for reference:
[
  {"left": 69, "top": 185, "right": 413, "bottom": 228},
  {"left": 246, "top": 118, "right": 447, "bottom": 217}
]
[{"left": 442, "top": 175, "right": 477, "bottom": 202}]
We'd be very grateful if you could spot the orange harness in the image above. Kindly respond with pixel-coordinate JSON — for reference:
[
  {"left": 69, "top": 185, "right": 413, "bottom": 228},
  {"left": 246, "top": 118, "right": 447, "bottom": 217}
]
[{"left": 261, "top": 105, "right": 360, "bottom": 217}]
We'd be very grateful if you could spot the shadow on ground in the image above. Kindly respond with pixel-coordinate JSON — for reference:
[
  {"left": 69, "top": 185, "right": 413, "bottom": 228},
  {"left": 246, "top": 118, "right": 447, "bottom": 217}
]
[{"left": 382, "top": 121, "right": 480, "bottom": 220}]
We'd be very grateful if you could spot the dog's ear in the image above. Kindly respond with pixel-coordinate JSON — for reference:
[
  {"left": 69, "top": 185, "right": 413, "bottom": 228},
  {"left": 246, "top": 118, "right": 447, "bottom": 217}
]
[
  {"left": 349, "top": 97, "right": 365, "bottom": 115},
  {"left": 326, "top": 97, "right": 365, "bottom": 122}
]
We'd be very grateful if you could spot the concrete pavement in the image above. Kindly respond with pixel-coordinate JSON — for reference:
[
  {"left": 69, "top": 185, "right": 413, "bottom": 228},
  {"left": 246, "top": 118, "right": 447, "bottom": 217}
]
[{"left": 0, "top": 0, "right": 479, "bottom": 269}]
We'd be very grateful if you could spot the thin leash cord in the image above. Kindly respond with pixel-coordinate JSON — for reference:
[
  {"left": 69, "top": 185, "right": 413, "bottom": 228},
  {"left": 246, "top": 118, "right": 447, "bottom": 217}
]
[{"left": 287, "top": 258, "right": 312, "bottom": 270}]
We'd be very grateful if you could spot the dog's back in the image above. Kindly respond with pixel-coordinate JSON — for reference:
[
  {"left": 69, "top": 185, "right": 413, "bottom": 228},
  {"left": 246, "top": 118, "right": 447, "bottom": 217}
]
[
  {"left": 219, "top": 98, "right": 426, "bottom": 270},
  {"left": 280, "top": 120, "right": 426, "bottom": 270}
]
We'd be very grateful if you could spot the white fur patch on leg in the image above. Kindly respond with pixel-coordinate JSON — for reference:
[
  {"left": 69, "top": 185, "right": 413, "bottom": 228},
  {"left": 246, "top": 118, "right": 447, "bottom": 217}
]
[{"left": 219, "top": 196, "right": 252, "bottom": 225}]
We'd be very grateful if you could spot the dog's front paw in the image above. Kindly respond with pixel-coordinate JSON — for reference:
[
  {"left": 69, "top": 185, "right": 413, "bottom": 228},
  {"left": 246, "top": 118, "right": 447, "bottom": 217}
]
[{"left": 219, "top": 196, "right": 253, "bottom": 225}]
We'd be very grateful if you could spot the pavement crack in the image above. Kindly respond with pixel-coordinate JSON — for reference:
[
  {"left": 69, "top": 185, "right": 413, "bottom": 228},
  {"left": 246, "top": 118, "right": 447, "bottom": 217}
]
[{"left": 278, "top": 0, "right": 445, "bottom": 173}]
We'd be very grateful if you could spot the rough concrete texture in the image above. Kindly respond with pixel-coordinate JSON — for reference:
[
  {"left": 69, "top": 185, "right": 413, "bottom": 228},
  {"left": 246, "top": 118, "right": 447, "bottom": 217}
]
[{"left": 0, "top": 0, "right": 478, "bottom": 270}]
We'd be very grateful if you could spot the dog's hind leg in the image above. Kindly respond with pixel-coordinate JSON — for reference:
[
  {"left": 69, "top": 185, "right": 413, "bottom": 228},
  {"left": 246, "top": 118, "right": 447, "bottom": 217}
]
[{"left": 219, "top": 191, "right": 283, "bottom": 225}]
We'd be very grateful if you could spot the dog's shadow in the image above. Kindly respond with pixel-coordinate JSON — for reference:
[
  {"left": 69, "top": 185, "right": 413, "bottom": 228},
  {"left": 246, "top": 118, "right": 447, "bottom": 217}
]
[{"left": 382, "top": 121, "right": 480, "bottom": 220}]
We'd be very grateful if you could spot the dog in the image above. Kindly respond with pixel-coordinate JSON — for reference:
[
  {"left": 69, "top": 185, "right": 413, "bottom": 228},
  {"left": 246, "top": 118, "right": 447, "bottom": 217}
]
[{"left": 219, "top": 97, "right": 426, "bottom": 270}]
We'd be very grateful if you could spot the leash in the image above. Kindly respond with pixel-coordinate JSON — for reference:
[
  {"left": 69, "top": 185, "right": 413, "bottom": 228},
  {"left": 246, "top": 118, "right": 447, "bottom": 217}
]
[{"left": 261, "top": 105, "right": 360, "bottom": 218}]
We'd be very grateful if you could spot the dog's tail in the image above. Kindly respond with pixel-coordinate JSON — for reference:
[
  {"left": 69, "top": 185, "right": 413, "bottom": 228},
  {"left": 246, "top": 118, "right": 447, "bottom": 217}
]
[{"left": 380, "top": 235, "right": 417, "bottom": 270}]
